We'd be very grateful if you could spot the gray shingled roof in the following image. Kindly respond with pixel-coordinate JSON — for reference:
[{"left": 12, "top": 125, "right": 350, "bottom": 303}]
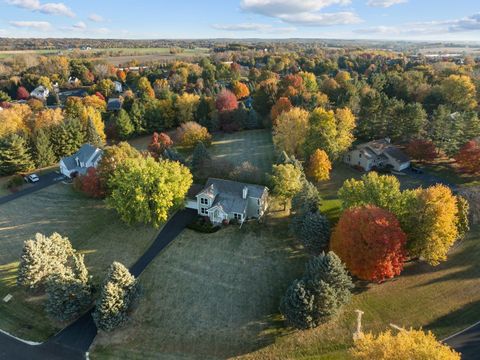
[
  {"left": 204, "top": 178, "right": 267, "bottom": 198},
  {"left": 384, "top": 147, "right": 410, "bottom": 163},
  {"left": 198, "top": 178, "right": 268, "bottom": 215},
  {"left": 62, "top": 144, "right": 100, "bottom": 171},
  {"left": 107, "top": 98, "right": 122, "bottom": 111}
]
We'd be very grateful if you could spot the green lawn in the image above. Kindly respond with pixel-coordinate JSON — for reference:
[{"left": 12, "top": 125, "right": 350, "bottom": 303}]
[
  {"left": 0, "top": 184, "right": 158, "bottom": 341},
  {"left": 209, "top": 130, "right": 275, "bottom": 174},
  {"left": 130, "top": 129, "right": 275, "bottom": 175},
  {"left": 91, "top": 205, "right": 306, "bottom": 359},
  {"left": 417, "top": 158, "right": 480, "bottom": 187}
]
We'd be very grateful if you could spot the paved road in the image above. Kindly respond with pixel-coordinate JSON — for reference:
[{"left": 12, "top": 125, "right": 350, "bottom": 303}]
[
  {"left": 444, "top": 323, "right": 480, "bottom": 359},
  {"left": 0, "top": 172, "right": 66, "bottom": 205},
  {"left": 0, "top": 208, "right": 197, "bottom": 360}
]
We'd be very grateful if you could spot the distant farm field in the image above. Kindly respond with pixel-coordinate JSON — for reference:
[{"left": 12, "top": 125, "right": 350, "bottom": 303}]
[{"left": 0, "top": 47, "right": 210, "bottom": 63}]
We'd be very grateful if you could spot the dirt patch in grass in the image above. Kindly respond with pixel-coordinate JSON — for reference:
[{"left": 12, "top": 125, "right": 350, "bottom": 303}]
[{"left": 0, "top": 183, "right": 158, "bottom": 341}]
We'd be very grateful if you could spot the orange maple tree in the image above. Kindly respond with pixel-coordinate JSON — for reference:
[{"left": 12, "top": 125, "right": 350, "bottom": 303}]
[
  {"left": 330, "top": 205, "right": 407, "bottom": 282},
  {"left": 455, "top": 140, "right": 480, "bottom": 174}
]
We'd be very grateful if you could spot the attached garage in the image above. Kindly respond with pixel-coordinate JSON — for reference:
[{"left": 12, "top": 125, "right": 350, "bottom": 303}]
[{"left": 185, "top": 199, "right": 198, "bottom": 210}]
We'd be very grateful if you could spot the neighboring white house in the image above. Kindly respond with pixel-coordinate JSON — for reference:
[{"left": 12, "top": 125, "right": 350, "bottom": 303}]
[
  {"left": 187, "top": 178, "right": 268, "bottom": 225},
  {"left": 59, "top": 144, "right": 103, "bottom": 178},
  {"left": 30, "top": 86, "right": 49, "bottom": 101},
  {"left": 344, "top": 139, "right": 411, "bottom": 172},
  {"left": 68, "top": 77, "right": 80, "bottom": 86},
  {"left": 114, "top": 81, "right": 123, "bottom": 93}
]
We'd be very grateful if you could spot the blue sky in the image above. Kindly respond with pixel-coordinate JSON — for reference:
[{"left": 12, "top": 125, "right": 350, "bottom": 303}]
[{"left": 1, "top": 0, "right": 479, "bottom": 41}]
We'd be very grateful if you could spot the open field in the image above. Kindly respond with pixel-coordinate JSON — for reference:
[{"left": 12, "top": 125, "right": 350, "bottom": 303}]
[
  {"left": 0, "top": 47, "right": 210, "bottom": 63},
  {"left": 0, "top": 184, "right": 158, "bottom": 341},
  {"left": 130, "top": 129, "right": 275, "bottom": 175},
  {"left": 91, "top": 203, "right": 307, "bottom": 359}
]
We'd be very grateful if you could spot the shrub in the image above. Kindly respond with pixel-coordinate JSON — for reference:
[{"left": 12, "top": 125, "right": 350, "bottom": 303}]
[
  {"left": 6, "top": 174, "right": 24, "bottom": 190},
  {"left": 229, "top": 161, "right": 263, "bottom": 184},
  {"left": 175, "top": 121, "right": 212, "bottom": 148},
  {"left": 187, "top": 216, "right": 221, "bottom": 233}
]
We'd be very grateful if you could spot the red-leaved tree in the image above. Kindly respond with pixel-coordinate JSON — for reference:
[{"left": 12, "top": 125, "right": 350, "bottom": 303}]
[
  {"left": 405, "top": 139, "right": 437, "bottom": 162},
  {"left": 455, "top": 140, "right": 480, "bottom": 175},
  {"left": 148, "top": 132, "right": 173, "bottom": 160},
  {"left": 16, "top": 86, "right": 30, "bottom": 100},
  {"left": 78, "top": 167, "right": 105, "bottom": 198},
  {"left": 270, "top": 97, "right": 293, "bottom": 124},
  {"left": 330, "top": 205, "right": 407, "bottom": 282},
  {"left": 215, "top": 89, "right": 238, "bottom": 112}
]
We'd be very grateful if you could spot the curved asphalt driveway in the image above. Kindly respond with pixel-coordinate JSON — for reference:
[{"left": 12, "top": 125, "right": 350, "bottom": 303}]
[
  {"left": 444, "top": 322, "right": 480, "bottom": 359},
  {"left": 0, "top": 172, "right": 66, "bottom": 205},
  {"left": 0, "top": 208, "right": 197, "bottom": 360}
]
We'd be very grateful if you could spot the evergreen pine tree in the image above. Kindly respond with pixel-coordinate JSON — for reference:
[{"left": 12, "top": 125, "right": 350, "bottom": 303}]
[
  {"left": 295, "top": 212, "right": 331, "bottom": 255},
  {"left": 93, "top": 262, "right": 139, "bottom": 331},
  {"left": 279, "top": 279, "right": 316, "bottom": 329},
  {"left": 86, "top": 117, "right": 104, "bottom": 147},
  {"left": 291, "top": 180, "right": 322, "bottom": 214},
  {"left": 280, "top": 252, "right": 353, "bottom": 329},
  {"left": 34, "top": 129, "right": 56, "bottom": 168},
  {"left": 45, "top": 253, "right": 92, "bottom": 322},
  {"left": 114, "top": 109, "right": 134, "bottom": 140},
  {"left": 129, "top": 101, "right": 147, "bottom": 134},
  {"left": 304, "top": 252, "right": 354, "bottom": 321},
  {"left": 0, "top": 134, "right": 34, "bottom": 175},
  {"left": 191, "top": 141, "right": 211, "bottom": 175}
]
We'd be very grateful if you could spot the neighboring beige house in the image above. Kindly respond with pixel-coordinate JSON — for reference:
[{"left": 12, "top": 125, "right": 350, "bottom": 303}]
[
  {"left": 344, "top": 139, "right": 411, "bottom": 172},
  {"left": 60, "top": 144, "right": 103, "bottom": 178},
  {"left": 187, "top": 178, "right": 268, "bottom": 225}
]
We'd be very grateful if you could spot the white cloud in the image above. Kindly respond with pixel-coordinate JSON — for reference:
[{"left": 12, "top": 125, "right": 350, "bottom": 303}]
[
  {"left": 6, "top": 0, "right": 75, "bottom": 17},
  {"left": 356, "top": 13, "right": 480, "bottom": 37},
  {"left": 212, "top": 22, "right": 296, "bottom": 33},
  {"left": 72, "top": 21, "right": 86, "bottom": 30},
  {"left": 240, "top": 0, "right": 360, "bottom": 26},
  {"left": 367, "top": 0, "right": 407, "bottom": 8},
  {"left": 10, "top": 20, "right": 52, "bottom": 31},
  {"left": 88, "top": 13, "right": 104, "bottom": 22}
]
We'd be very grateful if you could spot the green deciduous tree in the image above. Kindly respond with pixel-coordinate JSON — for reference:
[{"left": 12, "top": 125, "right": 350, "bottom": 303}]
[
  {"left": 107, "top": 156, "right": 192, "bottom": 228},
  {"left": 93, "top": 262, "right": 139, "bottom": 331},
  {"left": 270, "top": 163, "right": 303, "bottom": 210}
]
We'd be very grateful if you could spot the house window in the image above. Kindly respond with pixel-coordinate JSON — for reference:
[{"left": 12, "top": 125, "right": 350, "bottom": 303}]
[
  {"left": 359, "top": 153, "right": 362, "bottom": 158},
  {"left": 233, "top": 213, "right": 243, "bottom": 220},
  {"left": 200, "top": 198, "right": 208, "bottom": 205},
  {"left": 257, "top": 199, "right": 260, "bottom": 205},
  {"left": 200, "top": 207, "right": 207, "bottom": 215}
]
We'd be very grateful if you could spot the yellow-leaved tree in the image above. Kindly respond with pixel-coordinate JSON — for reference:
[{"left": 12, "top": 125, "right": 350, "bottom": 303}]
[
  {"left": 350, "top": 329, "right": 460, "bottom": 360},
  {"left": 403, "top": 184, "right": 459, "bottom": 265},
  {"left": 307, "top": 149, "right": 332, "bottom": 182},
  {"left": 273, "top": 107, "right": 309, "bottom": 158}
]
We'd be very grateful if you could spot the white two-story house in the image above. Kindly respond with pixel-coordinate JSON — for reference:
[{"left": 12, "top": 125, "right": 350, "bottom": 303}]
[
  {"left": 59, "top": 144, "right": 103, "bottom": 178},
  {"left": 188, "top": 178, "right": 268, "bottom": 224}
]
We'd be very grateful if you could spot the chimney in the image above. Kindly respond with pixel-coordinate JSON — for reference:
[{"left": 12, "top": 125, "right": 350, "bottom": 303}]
[{"left": 242, "top": 186, "right": 248, "bottom": 199}]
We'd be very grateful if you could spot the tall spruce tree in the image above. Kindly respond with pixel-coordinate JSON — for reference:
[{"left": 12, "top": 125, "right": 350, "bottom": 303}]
[
  {"left": 191, "top": 141, "right": 211, "bottom": 175},
  {"left": 93, "top": 262, "right": 139, "bottom": 331},
  {"left": 279, "top": 279, "right": 316, "bottom": 329},
  {"left": 34, "top": 129, "right": 56, "bottom": 168},
  {"left": 290, "top": 211, "right": 331, "bottom": 255},
  {"left": 114, "top": 109, "right": 134, "bottom": 140},
  {"left": 45, "top": 253, "right": 92, "bottom": 322},
  {"left": 280, "top": 251, "right": 353, "bottom": 329},
  {"left": 0, "top": 134, "right": 34, "bottom": 175}
]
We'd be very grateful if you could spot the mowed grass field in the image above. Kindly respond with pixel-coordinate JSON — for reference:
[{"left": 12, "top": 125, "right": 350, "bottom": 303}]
[
  {"left": 0, "top": 184, "right": 158, "bottom": 341},
  {"left": 130, "top": 129, "right": 275, "bottom": 175},
  {"left": 91, "top": 204, "right": 307, "bottom": 359}
]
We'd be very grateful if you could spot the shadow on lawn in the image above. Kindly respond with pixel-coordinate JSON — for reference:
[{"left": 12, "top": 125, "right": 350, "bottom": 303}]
[{"left": 426, "top": 300, "right": 480, "bottom": 336}]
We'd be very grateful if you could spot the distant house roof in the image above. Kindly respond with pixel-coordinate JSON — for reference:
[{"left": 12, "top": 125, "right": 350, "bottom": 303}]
[
  {"left": 107, "top": 98, "right": 122, "bottom": 111},
  {"left": 384, "top": 146, "right": 410, "bottom": 164},
  {"left": 61, "top": 144, "right": 101, "bottom": 173},
  {"left": 58, "top": 89, "right": 88, "bottom": 102},
  {"left": 197, "top": 178, "right": 268, "bottom": 215}
]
